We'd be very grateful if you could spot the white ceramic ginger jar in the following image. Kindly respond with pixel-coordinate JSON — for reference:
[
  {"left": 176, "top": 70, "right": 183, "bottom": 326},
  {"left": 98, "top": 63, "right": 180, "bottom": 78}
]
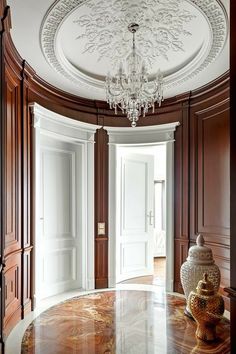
[{"left": 180, "top": 234, "right": 221, "bottom": 317}]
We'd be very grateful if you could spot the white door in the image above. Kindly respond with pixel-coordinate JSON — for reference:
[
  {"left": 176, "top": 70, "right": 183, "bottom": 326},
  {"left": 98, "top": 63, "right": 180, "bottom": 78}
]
[
  {"left": 116, "top": 152, "right": 154, "bottom": 282},
  {"left": 37, "top": 136, "right": 82, "bottom": 299}
]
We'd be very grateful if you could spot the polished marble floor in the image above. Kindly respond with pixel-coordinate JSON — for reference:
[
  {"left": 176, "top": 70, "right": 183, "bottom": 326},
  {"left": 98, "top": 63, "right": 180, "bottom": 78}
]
[{"left": 20, "top": 289, "right": 230, "bottom": 354}]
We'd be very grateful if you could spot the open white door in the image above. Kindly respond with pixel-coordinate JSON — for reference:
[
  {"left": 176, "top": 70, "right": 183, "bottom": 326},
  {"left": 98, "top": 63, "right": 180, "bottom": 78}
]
[{"left": 116, "top": 152, "right": 154, "bottom": 282}]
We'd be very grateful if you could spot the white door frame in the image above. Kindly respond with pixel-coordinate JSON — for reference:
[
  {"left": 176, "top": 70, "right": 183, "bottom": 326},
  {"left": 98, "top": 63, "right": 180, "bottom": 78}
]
[
  {"left": 30, "top": 103, "right": 101, "bottom": 302},
  {"left": 106, "top": 122, "right": 180, "bottom": 292}
]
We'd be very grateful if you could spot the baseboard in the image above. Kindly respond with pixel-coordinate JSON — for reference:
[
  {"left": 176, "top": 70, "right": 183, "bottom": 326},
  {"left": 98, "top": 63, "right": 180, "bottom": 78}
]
[
  {"left": 3, "top": 306, "right": 21, "bottom": 339},
  {"left": 22, "top": 300, "right": 32, "bottom": 318},
  {"left": 108, "top": 276, "right": 116, "bottom": 288},
  {"left": 86, "top": 278, "right": 95, "bottom": 290},
  {"left": 95, "top": 278, "right": 108, "bottom": 289}
]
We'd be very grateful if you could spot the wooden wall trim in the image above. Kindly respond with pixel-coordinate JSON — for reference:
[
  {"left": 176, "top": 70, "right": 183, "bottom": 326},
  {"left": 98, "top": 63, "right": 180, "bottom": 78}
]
[
  {"left": 189, "top": 85, "right": 230, "bottom": 309},
  {"left": 0, "top": 2, "right": 9, "bottom": 352},
  {"left": 94, "top": 128, "right": 109, "bottom": 289}
]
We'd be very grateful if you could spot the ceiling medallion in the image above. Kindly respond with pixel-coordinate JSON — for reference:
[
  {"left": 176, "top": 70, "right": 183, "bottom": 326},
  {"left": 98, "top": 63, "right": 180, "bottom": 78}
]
[
  {"left": 40, "top": 0, "right": 227, "bottom": 96},
  {"left": 73, "top": 1, "right": 196, "bottom": 69},
  {"left": 105, "top": 23, "right": 164, "bottom": 127}
]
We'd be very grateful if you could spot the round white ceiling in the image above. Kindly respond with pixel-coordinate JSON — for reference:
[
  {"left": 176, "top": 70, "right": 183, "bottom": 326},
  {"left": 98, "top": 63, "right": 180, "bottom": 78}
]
[{"left": 8, "top": 0, "right": 229, "bottom": 100}]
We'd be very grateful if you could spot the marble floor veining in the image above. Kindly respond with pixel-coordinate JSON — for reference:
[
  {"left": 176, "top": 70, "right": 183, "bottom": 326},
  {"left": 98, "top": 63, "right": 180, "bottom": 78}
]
[{"left": 20, "top": 289, "right": 230, "bottom": 354}]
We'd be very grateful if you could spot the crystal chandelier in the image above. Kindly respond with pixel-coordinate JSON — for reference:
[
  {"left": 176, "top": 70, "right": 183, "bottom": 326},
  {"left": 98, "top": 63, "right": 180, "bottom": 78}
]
[{"left": 105, "top": 23, "right": 164, "bottom": 127}]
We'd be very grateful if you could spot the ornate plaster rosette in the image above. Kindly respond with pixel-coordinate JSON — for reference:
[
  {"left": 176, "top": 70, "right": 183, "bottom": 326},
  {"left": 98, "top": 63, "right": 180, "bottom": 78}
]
[{"left": 40, "top": 0, "right": 228, "bottom": 96}]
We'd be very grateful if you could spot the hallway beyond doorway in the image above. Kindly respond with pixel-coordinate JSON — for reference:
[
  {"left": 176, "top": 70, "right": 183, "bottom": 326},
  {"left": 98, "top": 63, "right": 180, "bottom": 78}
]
[{"left": 120, "top": 257, "right": 166, "bottom": 286}]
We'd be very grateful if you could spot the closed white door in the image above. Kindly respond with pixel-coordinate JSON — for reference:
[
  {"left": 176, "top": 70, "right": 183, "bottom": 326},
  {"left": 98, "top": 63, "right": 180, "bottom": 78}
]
[
  {"left": 37, "top": 136, "right": 82, "bottom": 299},
  {"left": 116, "top": 152, "right": 154, "bottom": 282}
]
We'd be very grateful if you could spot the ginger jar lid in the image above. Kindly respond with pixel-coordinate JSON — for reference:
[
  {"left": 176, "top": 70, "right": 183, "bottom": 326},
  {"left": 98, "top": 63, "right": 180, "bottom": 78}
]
[{"left": 187, "top": 234, "right": 214, "bottom": 265}]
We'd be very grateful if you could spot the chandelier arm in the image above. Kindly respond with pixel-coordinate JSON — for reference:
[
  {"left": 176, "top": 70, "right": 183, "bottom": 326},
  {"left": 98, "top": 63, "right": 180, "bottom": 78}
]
[
  {"left": 142, "top": 84, "right": 162, "bottom": 97},
  {"left": 120, "top": 77, "right": 129, "bottom": 92},
  {"left": 106, "top": 84, "right": 124, "bottom": 98}
]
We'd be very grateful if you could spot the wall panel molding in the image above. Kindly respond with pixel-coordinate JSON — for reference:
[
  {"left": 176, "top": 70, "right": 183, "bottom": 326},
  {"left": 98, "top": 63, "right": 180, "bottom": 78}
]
[
  {"left": 94, "top": 128, "right": 109, "bottom": 289},
  {"left": 190, "top": 85, "right": 230, "bottom": 307}
]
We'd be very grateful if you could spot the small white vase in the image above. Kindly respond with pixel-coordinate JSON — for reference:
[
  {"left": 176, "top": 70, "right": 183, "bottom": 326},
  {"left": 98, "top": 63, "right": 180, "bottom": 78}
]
[{"left": 180, "top": 234, "right": 221, "bottom": 317}]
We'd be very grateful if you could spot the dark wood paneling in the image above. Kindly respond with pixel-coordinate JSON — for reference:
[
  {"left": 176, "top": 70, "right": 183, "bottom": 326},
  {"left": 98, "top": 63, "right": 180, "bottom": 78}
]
[
  {"left": 190, "top": 88, "right": 230, "bottom": 308},
  {"left": 229, "top": 1, "right": 236, "bottom": 351},
  {"left": 0, "top": 2, "right": 9, "bottom": 352},
  {"left": 3, "top": 252, "right": 21, "bottom": 337},
  {"left": 4, "top": 73, "right": 21, "bottom": 256},
  {"left": 173, "top": 100, "right": 190, "bottom": 292},
  {"left": 1, "top": 7, "right": 23, "bottom": 343},
  {"left": 21, "top": 62, "right": 32, "bottom": 316},
  {"left": 197, "top": 104, "right": 229, "bottom": 236},
  {"left": 94, "top": 128, "right": 109, "bottom": 289},
  {"left": 95, "top": 239, "right": 108, "bottom": 289}
]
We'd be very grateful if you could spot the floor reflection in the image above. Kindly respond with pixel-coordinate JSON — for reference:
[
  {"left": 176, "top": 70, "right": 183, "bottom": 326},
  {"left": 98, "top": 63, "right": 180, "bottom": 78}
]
[{"left": 21, "top": 290, "right": 230, "bottom": 354}]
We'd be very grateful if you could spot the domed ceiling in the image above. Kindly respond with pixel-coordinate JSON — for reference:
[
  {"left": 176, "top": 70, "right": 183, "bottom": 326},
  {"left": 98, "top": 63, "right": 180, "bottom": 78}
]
[{"left": 8, "top": 0, "right": 229, "bottom": 100}]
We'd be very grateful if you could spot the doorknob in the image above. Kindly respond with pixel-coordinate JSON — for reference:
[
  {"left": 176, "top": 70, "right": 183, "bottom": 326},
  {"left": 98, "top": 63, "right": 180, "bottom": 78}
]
[{"left": 147, "top": 211, "right": 154, "bottom": 226}]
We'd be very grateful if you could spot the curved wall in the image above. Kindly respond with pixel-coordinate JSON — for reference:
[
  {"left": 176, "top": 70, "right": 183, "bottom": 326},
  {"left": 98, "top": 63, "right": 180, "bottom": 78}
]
[{"left": 0, "top": 0, "right": 230, "bottom": 348}]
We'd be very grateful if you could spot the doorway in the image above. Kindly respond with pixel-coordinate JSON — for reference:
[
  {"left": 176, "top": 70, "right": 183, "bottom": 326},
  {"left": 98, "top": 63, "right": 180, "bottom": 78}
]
[
  {"left": 115, "top": 145, "right": 167, "bottom": 287},
  {"left": 35, "top": 135, "right": 83, "bottom": 300},
  {"left": 31, "top": 103, "right": 98, "bottom": 305},
  {"left": 107, "top": 122, "right": 179, "bottom": 291}
]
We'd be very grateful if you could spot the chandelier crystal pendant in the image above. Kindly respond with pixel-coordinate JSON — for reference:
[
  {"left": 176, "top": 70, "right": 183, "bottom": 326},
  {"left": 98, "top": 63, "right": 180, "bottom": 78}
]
[{"left": 105, "top": 23, "right": 164, "bottom": 127}]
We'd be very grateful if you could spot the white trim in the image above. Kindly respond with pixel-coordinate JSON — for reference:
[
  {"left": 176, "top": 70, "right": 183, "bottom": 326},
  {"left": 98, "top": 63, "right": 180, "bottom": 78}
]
[
  {"left": 31, "top": 103, "right": 100, "bottom": 135},
  {"left": 104, "top": 122, "right": 180, "bottom": 134},
  {"left": 165, "top": 142, "right": 175, "bottom": 292},
  {"left": 104, "top": 123, "right": 180, "bottom": 145},
  {"left": 31, "top": 103, "right": 98, "bottom": 302},
  {"left": 107, "top": 122, "right": 179, "bottom": 291}
]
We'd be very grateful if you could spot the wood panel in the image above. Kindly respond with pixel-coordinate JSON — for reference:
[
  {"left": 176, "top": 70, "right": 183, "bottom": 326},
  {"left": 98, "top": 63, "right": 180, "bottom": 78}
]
[
  {"left": 0, "top": 2, "right": 9, "bottom": 352},
  {"left": 190, "top": 88, "right": 230, "bottom": 308},
  {"left": 3, "top": 252, "right": 21, "bottom": 338},
  {"left": 21, "top": 63, "right": 33, "bottom": 315},
  {"left": 2, "top": 8, "right": 23, "bottom": 342},
  {"left": 197, "top": 104, "right": 230, "bottom": 236},
  {"left": 94, "top": 128, "right": 109, "bottom": 288},
  {"left": 228, "top": 1, "right": 236, "bottom": 351},
  {"left": 174, "top": 101, "right": 190, "bottom": 292},
  {"left": 4, "top": 73, "right": 21, "bottom": 255}
]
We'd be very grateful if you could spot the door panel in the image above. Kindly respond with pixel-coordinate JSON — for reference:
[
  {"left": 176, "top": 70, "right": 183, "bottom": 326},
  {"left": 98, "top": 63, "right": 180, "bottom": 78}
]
[
  {"left": 37, "top": 138, "right": 82, "bottom": 300},
  {"left": 117, "top": 153, "right": 154, "bottom": 282}
]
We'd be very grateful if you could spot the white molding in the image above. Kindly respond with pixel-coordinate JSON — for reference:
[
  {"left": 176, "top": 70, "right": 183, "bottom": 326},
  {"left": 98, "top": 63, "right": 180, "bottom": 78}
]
[
  {"left": 30, "top": 103, "right": 101, "bottom": 142},
  {"left": 108, "top": 122, "right": 179, "bottom": 291},
  {"left": 105, "top": 122, "right": 180, "bottom": 145},
  {"left": 32, "top": 103, "right": 97, "bottom": 296},
  {"left": 165, "top": 142, "right": 175, "bottom": 292}
]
